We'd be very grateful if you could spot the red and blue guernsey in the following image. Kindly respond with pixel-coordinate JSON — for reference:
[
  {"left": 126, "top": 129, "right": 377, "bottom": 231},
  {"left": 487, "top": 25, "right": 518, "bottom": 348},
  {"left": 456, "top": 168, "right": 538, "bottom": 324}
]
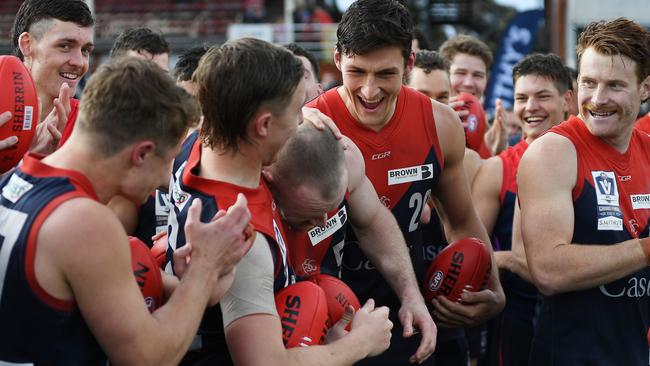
[
  {"left": 308, "top": 86, "right": 443, "bottom": 366},
  {"left": 165, "top": 132, "right": 293, "bottom": 360},
  {"left": 530, "top": 116, "right": 650, "bottom": 365},
  {"left": 0, "top": 154, "right": 106, "bottom": 365},
  {"left": 284, "top": 196, "right": 350, "bottom": 280}
]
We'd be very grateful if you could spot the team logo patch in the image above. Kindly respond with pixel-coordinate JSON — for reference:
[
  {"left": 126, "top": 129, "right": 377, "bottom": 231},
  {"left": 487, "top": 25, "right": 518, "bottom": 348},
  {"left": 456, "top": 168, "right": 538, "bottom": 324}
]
[
  {"left": 429, "top": 271, "right": 444, "bottom": 292},
  {"left": 308, "top": 206, "right": 347, "bottom": 246},
  {"left": 387, "top": 164, "right": 434, "bottom": 186},
  {"left": 2, "top": 174, "right": 33, "bottom": 203},
  {"left": 592, "top": 171, "right": 619, "bottom": 206},
  {"left": 631, "top": 194, "right": 650, "bottom": 210},
  {"left": 302, "top": 258, "right": 318, "bottom": 275},
  {"left": 466, "top": 114, "right": 478, "bottom": 132}
]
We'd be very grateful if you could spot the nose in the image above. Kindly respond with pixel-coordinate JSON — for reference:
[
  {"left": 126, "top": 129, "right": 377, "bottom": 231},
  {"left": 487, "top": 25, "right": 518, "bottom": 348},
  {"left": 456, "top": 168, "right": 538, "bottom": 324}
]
[
  {"left": 591, "top": 84, "right": 608, "bottom": 106},
  {"left": 525, "top": 97, "right": 540, "bottom": 112},
  {"left": 311, "top": 214, "right": 328, "bottom": 228},
  {"left": 68, "top": 48, "right": 84, "bottom": 68},
  {"left": 360, "top": 75, "right": 379, "bottom": 99}
]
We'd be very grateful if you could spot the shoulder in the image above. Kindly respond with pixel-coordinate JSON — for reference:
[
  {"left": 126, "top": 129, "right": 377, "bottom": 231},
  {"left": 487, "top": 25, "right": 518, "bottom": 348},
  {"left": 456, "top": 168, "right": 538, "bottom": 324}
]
[
  {"left": 519, "top": 132, "right": 577, "bottom": 190},
  {"left": 342, "top": 135, "right": 366, "bottom": 192}
]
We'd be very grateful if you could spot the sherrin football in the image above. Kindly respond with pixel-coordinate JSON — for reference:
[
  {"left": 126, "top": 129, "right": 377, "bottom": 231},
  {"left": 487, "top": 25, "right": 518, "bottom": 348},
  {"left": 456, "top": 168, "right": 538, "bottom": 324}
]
[
  {"left": 454, "top": 92, "right": 490, "bottom": 158},
  {"left": 275, "top": 281, "right": 329, "bottom": 348},
  {"left": 307, "top": 274, "right": 361, "bottom": 326},
  {"left": 423, "top": 237, "right": 491, "bottom": 303},
  {"left": 129, "top": 236, "right": 165, "bottom": 312},
  {"left": 0, "top": 56, "right": 38, "bottom": 173}
]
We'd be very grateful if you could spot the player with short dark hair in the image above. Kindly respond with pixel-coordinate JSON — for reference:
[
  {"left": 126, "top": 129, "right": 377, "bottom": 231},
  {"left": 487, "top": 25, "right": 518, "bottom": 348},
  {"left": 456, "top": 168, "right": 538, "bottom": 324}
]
[
  {"left": 472, "top": 53, "right": 572, "bottom": 366},
  {"left": 518, "top": 18, "right": 650, "bottom": 365},
  {"left": 0, "top": 56, "right": 253, "bottom": 365},
  {"left": 110, "top": 27, "right": 170, "bottom": 71},
  {"left": 309, "top": 1, "right": 505, "bottom": 365},
  {"left": 285, "top": 43, "right": 323, "bottom": 102}
]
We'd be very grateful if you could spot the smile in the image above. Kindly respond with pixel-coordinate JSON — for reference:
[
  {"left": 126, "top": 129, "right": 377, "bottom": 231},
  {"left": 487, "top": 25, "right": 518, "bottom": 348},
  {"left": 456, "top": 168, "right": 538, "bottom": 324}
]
[
  {"left": 60, "top": 72, "right": 79, "bottom": 80},
  {"left": 357, "top": 96, "right": 384, "bottom": 110}
]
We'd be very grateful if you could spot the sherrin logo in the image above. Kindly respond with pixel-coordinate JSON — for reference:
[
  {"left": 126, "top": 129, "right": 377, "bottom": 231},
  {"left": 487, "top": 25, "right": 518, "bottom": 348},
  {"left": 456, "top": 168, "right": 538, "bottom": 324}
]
[
  {"left": 429, "top": 270, "right": 444, "bottom": 292},
  {"left": 387, "top": 164, "right": 434, "bottom": 185}
]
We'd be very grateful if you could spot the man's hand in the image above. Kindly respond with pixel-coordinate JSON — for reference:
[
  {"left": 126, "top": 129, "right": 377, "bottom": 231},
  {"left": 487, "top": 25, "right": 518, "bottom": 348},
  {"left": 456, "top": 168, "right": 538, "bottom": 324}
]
[
  {"left": 430, "top": 285, "right": 505, "bottom": 328},
  {"left": 184, "top": 194, "right": 254, "bottom": 279},
  {"left": 0, "top": 112, "right": 18, "bottom": 151},
  {"left": 302, "top": 106, "right": 343, "bottom": 140},
  {"left": 349, "top": 299, "right": 394, "bottom": 357},
  {"left": 325, "top": 305, "right": 355, "bottom": 344},
  {"left": 398, "top": 296, "right": 437, "bottom": 363},
  {"left": 484, "top": 98, "right": 507, "bottom": 155},
  {"left": 448, "top": 96, "right": 469, "bottom": 126},
  {"left": 29, "top": 83, "right": 71, "bottom": 155}
]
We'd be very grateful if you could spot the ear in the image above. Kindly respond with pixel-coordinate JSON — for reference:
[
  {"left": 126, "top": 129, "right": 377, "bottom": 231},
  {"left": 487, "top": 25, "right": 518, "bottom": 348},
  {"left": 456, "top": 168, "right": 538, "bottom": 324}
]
[
  {"left": 562, "top": 89, "right": 572, "bottom": 113},
  {"left": 640, "top": 75, "right": 650, "bottom": 102},
  {"left": 334, "top": 48, "right": 342, "bottom": 71},
  {"left": 316, "top": 82, "right": 324, "bottom": 96},
  {"left": 18, "top": 32, "right": 33, "bottom": 60},
  {"left": 130, "top": 141, "right": 155, "bottom": 167},
  {"left": 253, "top": 110, "right": 273, "bottom": 138},
  {"left": 404, "top": 50, "right": 415, "bottom": 76}
]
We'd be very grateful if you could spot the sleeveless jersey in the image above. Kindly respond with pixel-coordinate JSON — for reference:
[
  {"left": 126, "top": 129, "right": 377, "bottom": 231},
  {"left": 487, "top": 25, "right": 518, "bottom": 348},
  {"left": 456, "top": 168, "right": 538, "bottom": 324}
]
[
  {"left": 284, "top": 196, "right": 350, "bottom": 279},
  {"left": 308, "top": 86, "right": 444, "bottom": 366},
  {"left": 530, "top": 116, "right": 650, "bottom": 366},
  {"left": 636, "top": 113, "right": 650, "bottom": 134},
  {"left": 0, "top": 154, "right": 106, "bottom": 365},
  {"left": 166, "top": 132, "right": 293, "bottom": 363},
  {"left": 58, "top": 98, "right": 80, "bottom": 148}
]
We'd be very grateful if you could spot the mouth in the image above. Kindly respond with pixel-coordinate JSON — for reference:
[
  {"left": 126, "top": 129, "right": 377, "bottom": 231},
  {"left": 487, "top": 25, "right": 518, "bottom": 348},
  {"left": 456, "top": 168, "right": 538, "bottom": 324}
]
[
  {"left": 357, "top": 96, "right": 384, "bottom": 111},
  {"left": 60, "top": 72, "right": 80, "bottom": 81},
  {"left": 588, "top": 110, "right": 616, "bottom": 119},
  {"left": 523, "top": 116, "right": 547, "bottom": 125}
]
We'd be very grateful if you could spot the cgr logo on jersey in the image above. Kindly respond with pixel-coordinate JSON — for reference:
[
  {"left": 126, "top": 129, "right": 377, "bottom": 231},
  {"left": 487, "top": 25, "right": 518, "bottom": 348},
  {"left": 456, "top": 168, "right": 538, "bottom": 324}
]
[
  {"left": 387, "top": 164, "right": 433, "bottom": 186},
  {"left": 2, "top": 174, "right": 33, "bottom": 203},
  {"left": 631, "top": 194, "right": 650, "bottom": 210},
  {"left": 308, "top": 206, "right": 348, "bottom": 246}
]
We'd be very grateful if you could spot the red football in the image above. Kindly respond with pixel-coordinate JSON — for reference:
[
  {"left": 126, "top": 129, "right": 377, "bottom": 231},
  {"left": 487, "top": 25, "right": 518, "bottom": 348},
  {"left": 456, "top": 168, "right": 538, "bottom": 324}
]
[
  {"left": 454, "top": 92, "right": 490, "bottom": 158},
  {"left": 423, "top": 237, "right": 491, "bottom": 303},
  {"left": 275, "top": 281, "right": 329, "bottom": 348},
  {"left": 307, "top": 274, "right": 360, "bottom": 326},
  {"left": 0, "top": 56, "right": 39, "bottom": 173},
  {"left": 151, "top": 232, "right": 168, "bottom": 269},
  {"left": 129, "top": 236, "right": 165, "bottom": 312}
]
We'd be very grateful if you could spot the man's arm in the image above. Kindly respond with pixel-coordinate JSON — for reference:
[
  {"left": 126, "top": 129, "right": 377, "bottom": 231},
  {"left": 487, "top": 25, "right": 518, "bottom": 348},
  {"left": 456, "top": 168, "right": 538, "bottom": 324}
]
[
  {"left": 428, "top": 102, "right": 505, "bottom": 327},
  {"left": 343, "top": 136, "right": 436, "bottom": 364},
  {"left": 518, "top": 133, "right": 648, "bottom": 295},
  {"left": 224, "top": 232, "right": 393, "bottom": 366},
  {"left": 471, "top": 156, "right": 503, "bottom": 236},
  {"left": 38, "top": 196, "right": 252, "bottom": 365}
]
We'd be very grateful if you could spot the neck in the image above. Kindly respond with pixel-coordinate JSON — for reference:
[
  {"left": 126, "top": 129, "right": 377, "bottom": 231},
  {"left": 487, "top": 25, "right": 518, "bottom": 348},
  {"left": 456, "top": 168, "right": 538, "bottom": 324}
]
[
  {"left": 38, "top": 90, "right": 55, "bottom": 123},
  {"left": 42, "top": 138, "right": 124, "bottom": 204},
  {"left": 199, "top": 143, "right": 263, "bottom": 189},
  {"left": 601, "top": 129, "right": 633, "bottom": 153}
]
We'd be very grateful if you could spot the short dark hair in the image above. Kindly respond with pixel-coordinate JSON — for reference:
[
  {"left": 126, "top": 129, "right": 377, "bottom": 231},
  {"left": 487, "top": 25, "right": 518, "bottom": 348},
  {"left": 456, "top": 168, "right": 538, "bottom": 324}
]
[
  {"left": 12, "top": 0, "right": 94, "bottom": 60},
  {"left": 512, "top": 53, "right": 571, "bottom": 95},
  {"left": 78, "top": 57, "right": 200, "bottom": 157},
  {"left": 414, "top": 50, "right": 449, "bottom": 73},
  {"left": 174, "top": 45, "right": 209, "bottom": 82},
  {"left": 273, "top": 123, "right": 345, "bottom": 202},
  {"left": 565, "top": 66, "right": 578, "bottom": 91},
  {"left": 284, "top": 43, "right": 319, "bottom": 79},
  {"left": 577, "top": 17, "right": 650, "bottom": 83},
  {"left": 413, "top": 28, "right": 431, "bottom": 50},
  {"left": 439, "top": 34, "right": 493, "bottom": 70},
  {"left": 336, "top": 0, "right": 413, "bottom": 61},
  {"left": 110, "top": 27, "right": 170, "bottom": 58},
  {"left": 194, "top": 38, "right": 304, "bottom": 152}
]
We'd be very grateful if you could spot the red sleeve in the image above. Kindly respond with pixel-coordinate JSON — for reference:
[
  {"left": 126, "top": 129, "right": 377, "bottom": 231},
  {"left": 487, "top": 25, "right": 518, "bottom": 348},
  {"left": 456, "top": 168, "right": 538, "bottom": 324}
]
[{"left": 58, "top": 98, "right": 80, "bottom": 148}]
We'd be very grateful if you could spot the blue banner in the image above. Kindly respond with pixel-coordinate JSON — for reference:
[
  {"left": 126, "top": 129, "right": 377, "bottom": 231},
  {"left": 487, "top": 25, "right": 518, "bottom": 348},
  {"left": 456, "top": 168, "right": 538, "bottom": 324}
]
[{"left": 483, "top": 9, "right": 544, "bottom": 116}]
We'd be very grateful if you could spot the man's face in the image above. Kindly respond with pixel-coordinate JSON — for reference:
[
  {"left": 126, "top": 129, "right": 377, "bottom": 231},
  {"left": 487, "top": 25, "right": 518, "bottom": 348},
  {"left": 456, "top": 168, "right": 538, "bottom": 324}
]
[
  {"left": 449, "top": 53, "right": 487, "bottom": 99},
  {"left": 514, "top": 74, "right": 568, "bottom": 142},
  {"left": 126, "top": 49, "right": 169, "bottom": 72},
  {"left": 578, "top": 47, "right": 649, "bottom": 143},
  {"left": 274, "top": 173, "right": 348, "bottom": 232},
  {"left": 408, "top": 67, "right": 451, "bottom": 104},
  {"left": 22, "top": 19, "right": 93, "bottom": 102},
  {"left": 297, "top": 55, "right": 322, "bottom": 102},
  {"left": 264, "top": 78, "right": 307, "bottom": 165},
  {"left": 335, "top": 46, "right": 412, "bottom": 130}
]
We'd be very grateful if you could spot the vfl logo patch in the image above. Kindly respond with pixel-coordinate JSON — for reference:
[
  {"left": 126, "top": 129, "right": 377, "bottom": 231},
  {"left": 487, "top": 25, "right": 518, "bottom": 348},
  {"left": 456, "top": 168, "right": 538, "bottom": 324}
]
[
  {"left": 592, "top": 171, "right": 619, "bottom": 206},
  {"left": 387, "top": 164, "right": 434, "bottom": 186},
  {"left": 631, "top": 194, "right": 650, "bottom": 210},
  {"left": 2, "top": 174, "right": 33, "bottom": 203},
  {"left": 308, "top": 206, "right": 348, "bottom": 246}
]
